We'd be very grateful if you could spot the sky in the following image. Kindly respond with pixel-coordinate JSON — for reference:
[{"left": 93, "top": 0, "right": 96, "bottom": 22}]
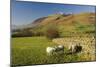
[{"left": 11, "top": 0, "right": 96, "bottom": 25}]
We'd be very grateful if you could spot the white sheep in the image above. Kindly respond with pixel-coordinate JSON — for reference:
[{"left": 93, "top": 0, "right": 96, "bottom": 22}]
[
  {"left": 46, "top": 47, "right": 56, "bottom": 55},
  {"left": 46, "top": 45, "right": 64, "bottom": 55},
  {"left": 68, "top": 44, "right": 76, "bottom": 53},
  {"left": 68, "top": 42, "right": 82, "bottom": 53}
]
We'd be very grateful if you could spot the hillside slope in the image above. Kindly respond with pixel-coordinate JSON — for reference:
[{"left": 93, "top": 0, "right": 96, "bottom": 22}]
[
  {"left": 12, "top": 12, "right": 96, "bottom": 37},
  {"left": 32, "top": 12, "right": 95, "bottom": 26}
]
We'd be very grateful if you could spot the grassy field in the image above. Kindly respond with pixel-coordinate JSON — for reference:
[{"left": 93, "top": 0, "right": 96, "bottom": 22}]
[{"left": 11, "top": 36, "right": 95, "bottom": 66}]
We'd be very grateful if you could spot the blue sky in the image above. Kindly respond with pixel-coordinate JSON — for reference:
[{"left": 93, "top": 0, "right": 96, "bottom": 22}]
[{"left": 11, "top": 0, "right": 96, "bottom": 25}]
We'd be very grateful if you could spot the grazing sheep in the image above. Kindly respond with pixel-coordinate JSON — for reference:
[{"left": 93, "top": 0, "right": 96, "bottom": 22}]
[
  {"left": 46, "top": 45, "right": 64, "bottom": 55},
  {"left": 68, "top": 43, "right": 82, "bottom": 54},
  {"left": 46, "top": 47, "right": 56, "bottom": 55},
  {"left": 68, "top": 44, "right": 76, "bottom": 53}
]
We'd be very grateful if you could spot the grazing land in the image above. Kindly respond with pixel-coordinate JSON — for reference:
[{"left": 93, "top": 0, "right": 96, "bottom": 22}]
[{"left": 12, "top": 35, "right": 95, "bottom": 66}]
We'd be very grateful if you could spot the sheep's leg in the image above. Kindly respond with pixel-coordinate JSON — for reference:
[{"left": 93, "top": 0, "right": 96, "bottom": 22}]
[{"left": 47, "top": 52, "right": 51, "bottom": 56}]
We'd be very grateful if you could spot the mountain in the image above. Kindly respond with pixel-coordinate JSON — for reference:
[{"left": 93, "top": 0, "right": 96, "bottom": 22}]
[
  {"left": 12, "top": 24, "right": 35, "bottom": 30},
  {"left": 12, "top": 12, "right": 96, "bottom": 35},
  {"left": 31, "top": 13, "right": 72, "bottom": 26},
  {"left": 13, "top": 12, "right": 95, "bottom": 30},
  {"left": 30, "top": 12, "right": 95, "bottom": 35},
  {"left": 37, "top": 13, "right": 95, "bottom": 25},
  {"left": 32, "top": 17, "right": 47, "bottom": 24},
  {"left": 31, "top": 12, "right": 95, "bottom": 26}
]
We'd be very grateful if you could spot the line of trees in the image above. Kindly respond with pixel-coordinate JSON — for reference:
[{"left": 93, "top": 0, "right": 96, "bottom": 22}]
[
  {"left": 12, "top": 27, "right": 60, "bottom": 39},
  {"left": 12, "top": 30, "right": 33, "bottom": 37}
]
